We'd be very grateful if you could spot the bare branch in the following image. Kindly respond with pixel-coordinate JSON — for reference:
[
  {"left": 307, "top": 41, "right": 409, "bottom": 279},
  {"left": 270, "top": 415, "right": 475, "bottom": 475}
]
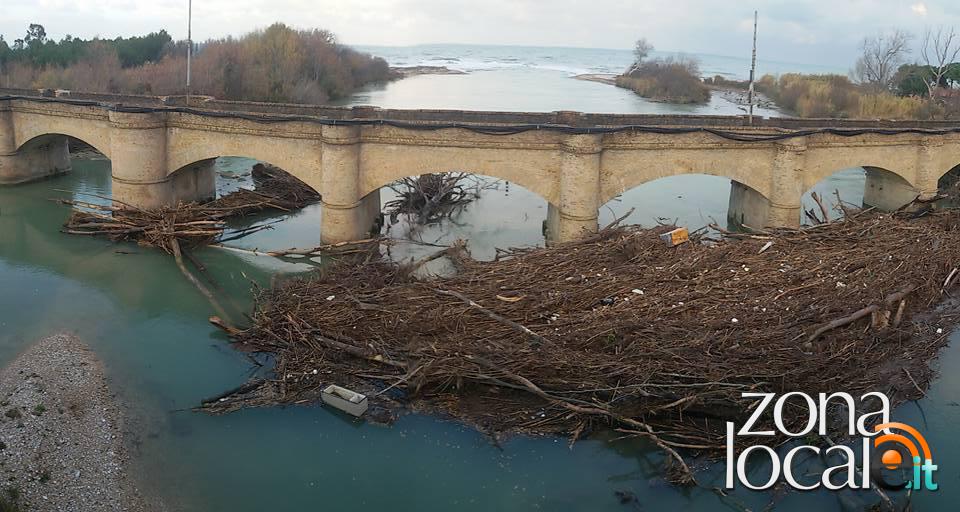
[
  {"left": 921, "top": 26, "right": 960, "bottom": 97},
  {"left": 853, "top": 29, "right": 913, "bottom": 91}
]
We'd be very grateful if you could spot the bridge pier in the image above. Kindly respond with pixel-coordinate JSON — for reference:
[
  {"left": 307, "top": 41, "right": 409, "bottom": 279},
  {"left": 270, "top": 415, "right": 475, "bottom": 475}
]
[
  {"left": 0, "top": 137, "right": 71, "bottom": 185},
  {"left": 863, "top": 167, "right": 918, "bottom": 211},
  {"left": 320, "top": 125, "right": 380, "bottom": 243},
  {"left": 727, "top": 181, "right": 771, "bottom": 228},
  {"left": 916, "top": 138, "right": 945, "bottom": 200},
  {"left": 170, "top": 159, "right": 217, "bottom": 204},
  {"left": 727, "top": 138, "right": 804, "bottom": 229},
  {"left": 0, "top": 106, "right": 71, "bottom": 184},
  {"left": 109, "top": 110, "right": 174, "bottom": 208},
  {"left": 545, "top": 134, "right": 601, "bottom": 244}
]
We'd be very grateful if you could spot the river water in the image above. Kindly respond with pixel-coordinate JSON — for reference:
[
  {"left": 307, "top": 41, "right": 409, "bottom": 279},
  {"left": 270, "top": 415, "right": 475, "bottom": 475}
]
[{"left": 0, "top": 45, "right": 955, "bottom": 510}]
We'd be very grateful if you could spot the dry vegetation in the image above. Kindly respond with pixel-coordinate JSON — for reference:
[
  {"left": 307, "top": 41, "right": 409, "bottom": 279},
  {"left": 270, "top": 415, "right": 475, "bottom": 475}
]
[
  {"left": 756, "top": 73, "right": 945, "bottom": 119},
  {"left": 1, "top": 23, "right": 392, "bottom": 104},
  {"left": 616, "top": 57, "right": 710, "bottom": 104}
]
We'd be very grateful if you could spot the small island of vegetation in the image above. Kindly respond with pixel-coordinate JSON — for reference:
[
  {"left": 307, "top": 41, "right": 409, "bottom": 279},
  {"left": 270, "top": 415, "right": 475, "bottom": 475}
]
[{"left": 615, "top": 38, "right": 710, "bottom": 104}]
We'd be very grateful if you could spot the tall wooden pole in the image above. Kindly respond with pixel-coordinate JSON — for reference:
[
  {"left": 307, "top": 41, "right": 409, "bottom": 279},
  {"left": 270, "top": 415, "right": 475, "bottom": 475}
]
[
  {"left": 186, "top": 0, "right": 192, "bottom": 101},
  {"left": 748, "top": 10, "right": 758, "bottom": 125}
]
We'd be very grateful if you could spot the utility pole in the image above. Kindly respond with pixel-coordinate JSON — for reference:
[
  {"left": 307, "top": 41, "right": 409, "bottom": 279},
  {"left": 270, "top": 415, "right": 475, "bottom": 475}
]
[
  {"left": 747, "top": 10, "right": 758, "bottom": 125},
  {"left": 186, "top": 0, "right": 192, "bottom": 102}
]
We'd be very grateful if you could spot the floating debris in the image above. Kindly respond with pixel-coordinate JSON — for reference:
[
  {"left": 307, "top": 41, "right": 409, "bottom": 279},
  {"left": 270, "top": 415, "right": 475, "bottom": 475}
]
[
  {"left": 207, "top": 206, "right": 960, "bottom": 484},
  {"left": 58, "top": 164, "right": 320, "bottom": 252},
  {"left": 321, "top": 385, "right": 369, "bottom": 417}
]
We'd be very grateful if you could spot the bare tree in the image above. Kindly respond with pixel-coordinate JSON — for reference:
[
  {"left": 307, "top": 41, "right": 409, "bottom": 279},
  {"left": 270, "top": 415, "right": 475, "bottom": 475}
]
[
  {"left": 921, "top": 26, "right": 960, "bottom": 96},
  {"left": 628, "top": 39, "right": 654, "bottom": 74},
  {"left": 852, "top": 29, "right": 913, "bottom": 91}
]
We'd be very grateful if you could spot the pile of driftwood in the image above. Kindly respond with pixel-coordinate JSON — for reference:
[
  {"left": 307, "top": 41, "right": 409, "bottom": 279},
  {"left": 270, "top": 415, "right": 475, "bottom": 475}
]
[
  {"left": 59, "top": 164, "right": 321, "bottom": 321},
  {"left": 384, "top": 172, "right": 489, "bottom": 225},
  {"left": 59, "top": 164, "right": 319, "bottom": 252},
  {"left": 208, "top": 205, "right": 960, "bottom": 484}
]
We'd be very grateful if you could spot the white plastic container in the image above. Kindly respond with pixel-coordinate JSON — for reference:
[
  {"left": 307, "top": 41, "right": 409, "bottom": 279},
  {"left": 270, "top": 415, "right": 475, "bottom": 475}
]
[{"left": 321, "top": 384, "right": 369, "bottom": 417}]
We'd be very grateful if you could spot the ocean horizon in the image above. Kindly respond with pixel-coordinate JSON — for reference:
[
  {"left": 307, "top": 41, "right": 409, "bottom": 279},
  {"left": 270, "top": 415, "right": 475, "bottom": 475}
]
[{"left": 356, "top": 42, "right": 849, "bottom": 81}]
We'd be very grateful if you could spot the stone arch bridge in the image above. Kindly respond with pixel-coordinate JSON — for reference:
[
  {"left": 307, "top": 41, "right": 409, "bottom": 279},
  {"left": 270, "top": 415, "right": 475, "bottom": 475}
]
[{"left": 2, "top": 88, "right": 960, "bottom": 243}]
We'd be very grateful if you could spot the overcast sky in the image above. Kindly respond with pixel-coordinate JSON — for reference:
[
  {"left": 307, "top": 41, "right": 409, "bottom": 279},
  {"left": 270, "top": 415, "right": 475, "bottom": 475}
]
[{"left": 4, "top": 1, "right": 960, "bottom": 67}]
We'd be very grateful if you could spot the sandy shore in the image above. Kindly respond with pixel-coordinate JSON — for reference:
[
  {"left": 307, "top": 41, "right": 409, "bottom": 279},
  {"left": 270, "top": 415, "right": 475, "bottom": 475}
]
[
  {"left": 0, "top": 333, "right": 160, "bottom": 512},
  {"left": 573, "top": 73, "right": 618, "bottom": 85},
  {"left": 390, "top": 65, "right": 467, "bottom": 78}
]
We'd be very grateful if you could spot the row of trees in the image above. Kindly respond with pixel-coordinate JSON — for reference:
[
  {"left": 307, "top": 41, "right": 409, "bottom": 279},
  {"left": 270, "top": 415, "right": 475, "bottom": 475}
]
[
  {"left": 0, "top": 24, "right": 172, "bottom": 69},
  {"left": 0, "top": 23, "right": 393, "bottom": 104}
]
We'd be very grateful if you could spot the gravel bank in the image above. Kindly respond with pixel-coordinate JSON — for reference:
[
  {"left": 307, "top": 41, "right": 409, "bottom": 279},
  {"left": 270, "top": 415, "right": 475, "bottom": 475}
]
[{"left": 0, "top": 333, "right": 160, "bottom": 512}]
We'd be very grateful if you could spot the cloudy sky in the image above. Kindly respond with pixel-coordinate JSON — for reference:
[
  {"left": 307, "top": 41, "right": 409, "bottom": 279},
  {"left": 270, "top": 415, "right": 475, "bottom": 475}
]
[{"left": 3, "top": 0, "right": 960, "bottom": 66}]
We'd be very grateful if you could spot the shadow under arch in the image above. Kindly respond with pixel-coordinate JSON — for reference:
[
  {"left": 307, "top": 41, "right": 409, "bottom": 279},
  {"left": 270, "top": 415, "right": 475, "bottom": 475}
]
[
  {"left": 15, "top": 123, "right": 112, "bottom": 160},
  {"left": 167, "top": 156, "right": 321, "bottom": 205},
  {"left": 18, "top": 133, "right": 111, "bottom": 160},
  {"left": 166, "top": 144, "right": 321, "bottom": 194},
  {"left": 937, "top": 162, "right": 960, "bottom": 195},
  {"left": 599, "top": 173, "right": 768, "bottom": 232},
  {"left": 6, "top": 133, "right": 111, "bottom": 185}
]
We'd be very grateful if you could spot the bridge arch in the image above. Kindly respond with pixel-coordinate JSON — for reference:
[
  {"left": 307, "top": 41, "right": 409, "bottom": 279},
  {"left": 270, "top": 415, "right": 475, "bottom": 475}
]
[
  {"left": 940, "top": 162, "right": 960, "bottom": 184},
  {"left": 599, "top": 150, "right": 772, "bottom": 206},
  {"left": 15, "top": 123, "right": 112, "bottom": 160},
  {"left": 17, "top": 133, "right": 111, "bottom": 161},
  {"left": 801, "top": 165, "right": 917, "bottom": 220},
  {"left": 165, "top": 139, "right": 323, "bottom": 194},
  {"left": 599, "top": 173, "right": 746, "bottom": 230},
  {"left": 167, "top": 156, "right": 321, "bottom": 205},
  {"left": 803, "top": 153, "right": 917, "bottom": 192},
  {"left": 936, "top": 162, "right": 960, "bottom": 199}
]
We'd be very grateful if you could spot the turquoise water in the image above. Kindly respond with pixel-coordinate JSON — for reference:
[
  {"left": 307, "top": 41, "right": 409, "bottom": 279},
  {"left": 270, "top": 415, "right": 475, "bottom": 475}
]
[{"left": 1, "top": 45, "right": 955, "bottom": 511}]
